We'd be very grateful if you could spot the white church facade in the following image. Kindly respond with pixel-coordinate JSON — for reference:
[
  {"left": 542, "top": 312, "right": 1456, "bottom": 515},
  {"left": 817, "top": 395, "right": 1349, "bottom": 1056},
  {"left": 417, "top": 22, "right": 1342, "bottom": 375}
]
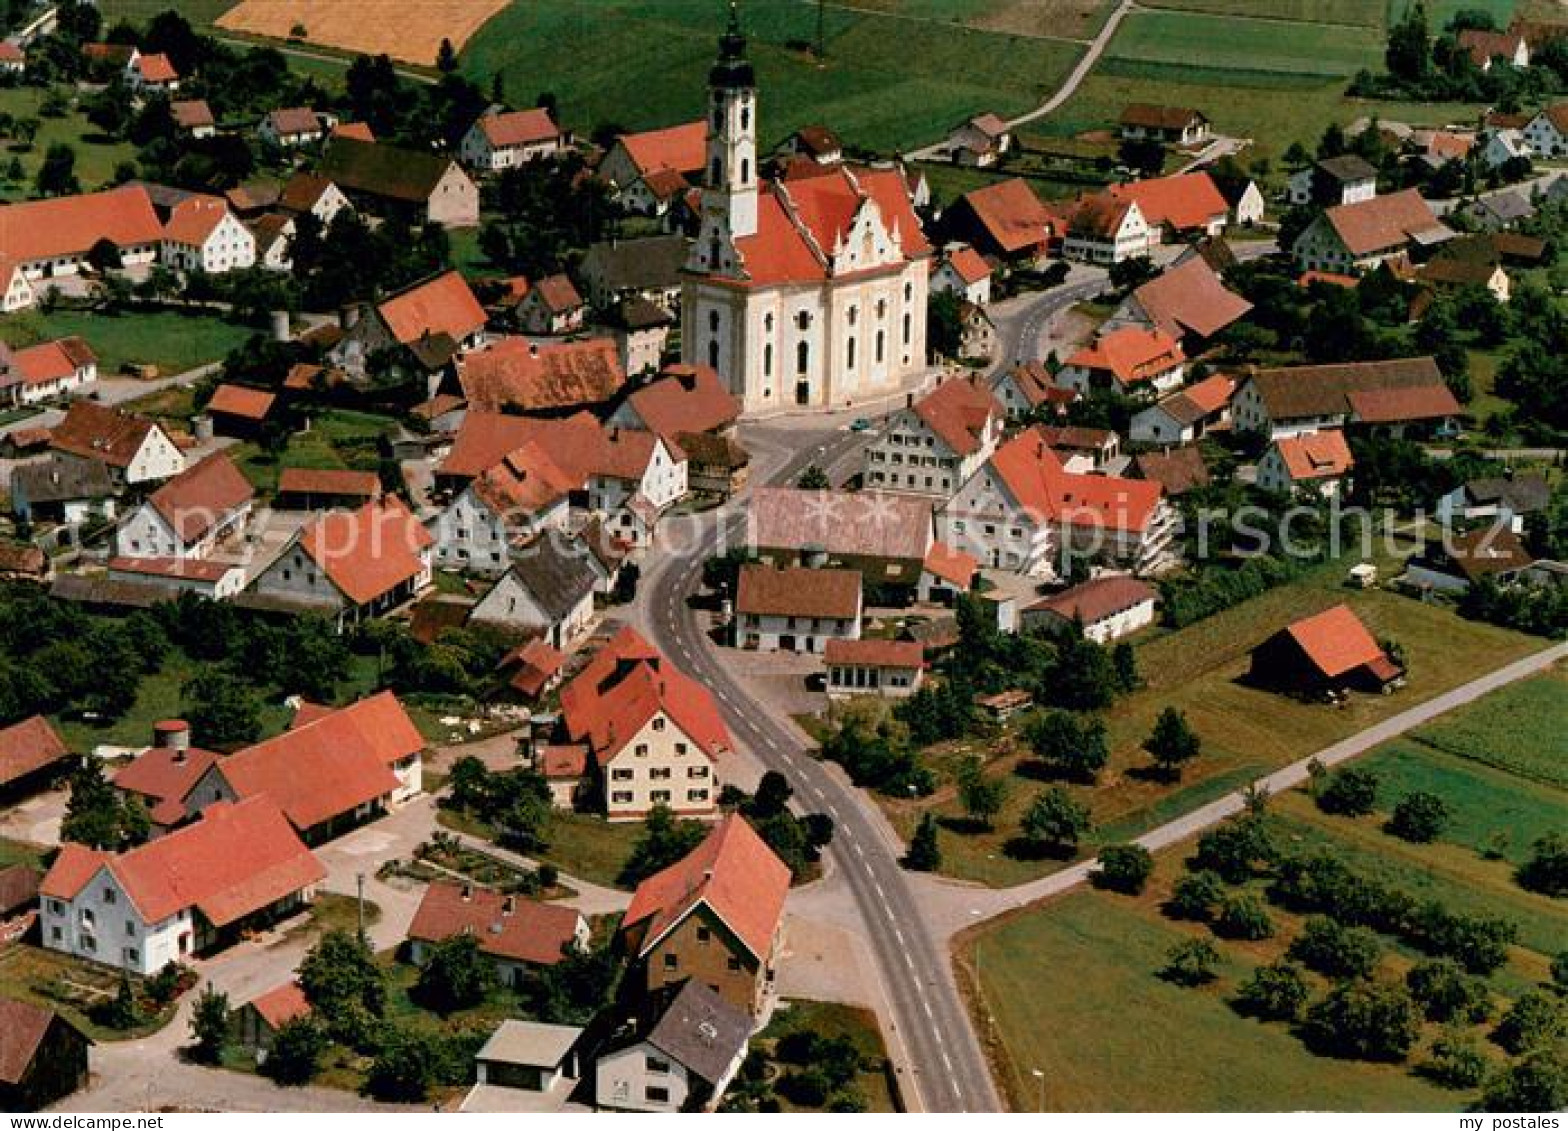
[{"left": 680, "top": 6, "right": 933, "bottom": 413}]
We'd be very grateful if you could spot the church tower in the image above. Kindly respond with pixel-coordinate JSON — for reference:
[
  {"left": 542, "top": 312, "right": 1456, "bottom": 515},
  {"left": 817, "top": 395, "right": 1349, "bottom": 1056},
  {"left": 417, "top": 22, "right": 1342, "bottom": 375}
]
[{"left": 704, "top": 1, "right": 758, "bottom": 239}]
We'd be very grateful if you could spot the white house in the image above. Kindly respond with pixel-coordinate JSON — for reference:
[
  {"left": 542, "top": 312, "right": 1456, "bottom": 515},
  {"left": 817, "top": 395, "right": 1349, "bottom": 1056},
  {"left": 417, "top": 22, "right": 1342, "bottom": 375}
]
[
  {"left": 279, "top": 172, "right": 354, "bottom": 227},
  {"left": 1287, "top": 154, "right": 1378, "bottom": 207},
  {"left": 258, "top": 107, "right": 329, "bottom": 148},
  {"left": 1128, "top": 373, "right": 1235, "bottom": 445},
  {"left": 1523, "top": 104, "right": 1568, "bottom": 158},
  {"left": 469, "top": 535, "right": 599, "bottom": 649},
  {"left": 161, "top": 196, "right": 256, "bottom": 275},
  {"left": 432, "top": 443, "right": 576, "bottom": 573},
  {"left": 115, "top": 453, "right": 254, "bottom": 561},
  {"left": 931, "top": 244, "right": 992, "bottom": 306},
  {"left": 460, "top": 107, "right": 567, "bottom": 171},
  {"left": 1062, "top": 195, "right": 1150, "bottom": 265},
  {"left": 49, "top": 401, "right": 186, "bottom": 486},
  {"left": 1480, "top": 127, "right": 1532, "bottom": 169},
  {"left": 1257, "top": 430, "right": 1354, "bottom": 498},
  {"left": 734, "top": 565, "right": 862, "bottom": 653},
  {"left": 587, "top": 427, "right": 687, "bottom": 518},
  {"left": 1292, "top": 189, "right": 1452, "bottom": 274},
  {"left": 1020, "top": 575, "right": 1159, "bottom": 643},
  {"left": 3, "top": 337, "right": 97, "bottom": 406},
  {"left": 125, "top": 49, "right": 179, "bottom": 95},
  {"left": 1059, "top": 326, "right": 1186, "bottom": 398},
  {"left": 595, "top": 982, "right": 750, "bottom": 1113},
  {"left": 823, "top": 638, "right": 925, "bottom": 698},
  {"left": 863, "top": 375, "right": 1003, "bottom": 497}
]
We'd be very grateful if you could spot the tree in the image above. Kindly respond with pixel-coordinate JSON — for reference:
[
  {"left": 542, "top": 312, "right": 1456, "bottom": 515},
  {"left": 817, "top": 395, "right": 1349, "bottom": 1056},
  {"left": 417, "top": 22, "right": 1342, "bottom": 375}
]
[
  {"left": 1420, "top": 1029, "right": 1488, "bottom": 1089},
  {"left": 35, "top": 142, "right": 78, "bottom": 196},
  {"left": 1111, "top": 642, "right": 1139, "bottom": 691},
  {"left": 1118, "top": 137, "right": 1165, "bottom": 178},
  {"left": 1159, "top": 938, "right": 1220, "bottom": 986},
  {"left": 1215, "top": 893, "right": 1274, "bottom": 940},
  {"left": 1145, "top": 707, "right": 1200, "bottom": 780},
  {"left": 1315, "top": 766, "right": 1380, "bottom": 817},
  {"left": 1385, "top": 1, "right": 1432, "bottom": 82},
  {"left": 1482, "top": 1046, "right": 1568, "bottom": 1112},
  {"left": 1517, "top": 832, "right": 1568, "bottom": 898},
  {"left": 1492, "top": 990, "right": 1567, "bottom": 1055},
  {"left": 265, "top": 1017, "right": 325, "bottom": 1086},
  {"left": 1305, "top": 980, "right": 1421, "bottom": 1062},
  {"left": 61, "top": 759, "right": 150, "bottom": 851},
  {"left": 903, "top": 813, "right": 941, "bottom": 871},
  {"left": 926, "top": 290, "right": 965, "bottom": 359},
  {"left": 1235, "top": 961, "right": 1310, "bottom": 1021},
  {"left": 955, "top": 756, "right": 1007, "bottom": 830},
  {"left": 620, "top": 803, "right": 708, "bottom": 886},
  {"left": 415, "top": 933, "right": 494, "bottom": 1014},
  {"left": 1386, "top": 791, "right": 1449, "bottom": 843},
  {"left": 298, "top": 929, "right": 384, "bottom": 1046},
  {"left": 1167, "top": 870, "right": 1226, "bottom": 921},
  {"left": 189, "top": 985, "right": 229, "bottom": 1064},
  {"left": 1190, "top": 816, "right": 1274, "bottom": 884},
  {"left": 366, "top": 1027, "right": 437, "bottom": 1102},
  {"left": 1288, "top": 916, "right": 1382, "bottom": 981},
  {"left": 797, "top": 464, "right": 830, "bottom": 490},
  {"left": 435, "top": 36, "right": 457, "bottom": 73},
  {"left": 1024, "top": 710, "right": 1108, "bottom": 782},
  {"left": 183, "top": 669, "right": 262, "bottom": 747},
  {"left": 1093, "top": 844, "right": 1153, "bottom": 895},
  {"left": 95, "top": 972, "right": 140, "bottom": 1030},
  {"left": 1019, "top": 787, "right": 1090, "bottom": 856},
  {"left": 1407, "top": 958, "right": 1491, "bottom": 1024}
]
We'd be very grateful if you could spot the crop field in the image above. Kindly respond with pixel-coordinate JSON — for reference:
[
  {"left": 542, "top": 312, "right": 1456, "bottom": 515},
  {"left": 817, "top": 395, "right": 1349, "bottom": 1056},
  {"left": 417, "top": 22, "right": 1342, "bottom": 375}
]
[
  {"left": 460, "top": 0, "right": 1080, "bottom": 153},
  {"left": 216, "top": 0, "right": 508, "bottom": 65},
  {"left": 1405, "top": 669, "right": 1568, "bottom": 789},
  {"left": 1145, "top": 0, "right": 1385, "bottom": 25},
  {"left": 1105, "top": 9, "right": 1382, "bottom": 79}
]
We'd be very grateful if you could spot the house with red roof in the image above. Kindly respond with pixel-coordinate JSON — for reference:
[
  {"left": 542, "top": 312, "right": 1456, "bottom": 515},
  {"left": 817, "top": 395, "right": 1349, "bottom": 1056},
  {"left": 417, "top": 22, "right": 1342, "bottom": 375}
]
[
  {"left": 245, "top": 496, "right": 433, "bottom": 626},
  {"left": 455, "top": 336, "right": 624, "bottom": 416},
  {"left": 824, "top": 638, "right": 925, "bottom": 698},
  {"left": 1119, "top": 104, "right": 1211, "bottom": 146},
  {"left": 1060, "top": 191, "right": 1151, "bottom": 265},
  {"left": 170, "top": 99, "right": 215, "bottom": 138},
  {"left": 1107, "top": 255, "right": 1253, "bottom": 348},
  {"left": 39, "top": 796, "right": 324, "bottom": 974},
  {"left": 862, "top": 374, "right": 1004, "bottom": 497},
  {"left": 1249, "top": 604, "right": 1404, "bottom": 696},
  {"left": 258, "top": 107, "right": 329, "bottom": 149},
  {"left": 498, "top": 638, "right": 568, "bottom": 703},
  {"left": 931, "top": 243, "right": 993, "bottom": 306},
  {"left": 407, "top": 883, "right": 589, "bottom": 987},
  {"left": 556, "top": 625, "right": 727, "bottom": 821},
  {"left": 330, "top": 270, "right": 489, "bottom": 386},
  {"left": 944, "top": 179, "right": 1056, "bottom": 266},
  {"left": 1021, "top": 575, "right": 1159, "bottom": 643},
  {"left": 937, "top": 426, "right": 1179, "bottom": 578},
  {"left": 0, "top": 716, "right": 72, "bottom": 802},
  {"left": 1, "top": 336, "right": 98, "bottom": 407},
  {"left": 460, "top": 107, "right": 569, "bottom": 171},
  {"left": 1108, "top": 172, "right": 1230, "bottom": 244},
  {"left": 205, "top": 383, "right": 277, "bottom": 437},
  {"left": 125, "top": 49, "right": 179, "bottom": 94},
  {"left": 945, "top": 112, "right": 1013, "bottom": 167},
  {"left": 0, "top": 185, "right": 164, "bottom": 293},
  {"left": 734, "top": 564, "right": 862, "bottom": 653},
  {"left": 182, "top": 692, "right": 425, "bottom": 843},
  {"left": 918, "top": 541, "right": 978, "bottom": 603},
  {"left": 620, "top": 813, "right": 789, "bottom": 1016},
  {"left": 1293, "top": 188, "right": 1453, "bottom": 274},
  {"left": 1232, "top": 356, "right": 1460, "bottom": 440},
  {"left": 160, "top": 194, "right": 256, "bottom": 274},
  {"left": 111, "top": 720, "right": 220, "bottom": 834},
  {"left": 517, "top": 274, "right": 587, "bottom": 336},
  {"left": 1258, "top": 429, "right": 1355, "bottom": 498},
  {"left": 990, "top": 360, "right": 1074, "bottom": 419},
  {"left": 1129, "top": 372, "right": 1237, "bottom": 445},
  {"left": 433, "top": 441, "right": 577, "bottom": 572},
  {"left": 115, "top": 452, "right": 254, "bottom": 561},
  {"left": 599, "top": 121, "right": 707, "bottom": 215},
  {"left": 608, "top": 364, "right": 741, "bottom": 441},
  {"left": 49, "top": 401, "right": 185, "bottom": 485},
  {"left": 0, "top": 41, "right": 26, "bottom": 75},
  {"left": 1060, "top": 326, "right": 1187, "bottom": 397}
]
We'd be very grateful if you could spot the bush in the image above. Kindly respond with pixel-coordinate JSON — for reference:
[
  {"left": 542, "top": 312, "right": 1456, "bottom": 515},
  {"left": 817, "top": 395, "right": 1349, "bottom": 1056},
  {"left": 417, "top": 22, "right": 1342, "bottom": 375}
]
[
  {"left": 1315, "top": 767, "right": 1379, "bottom": 817},
  {"left": 1214, "top": 893, "right": 1274, "bottom": 941},
  {"left": 1190, "top": 817, "right": 1274, "bottom": 884},
  {"left": 265, "top": 1017, "right": 326, "bottom": 1086},
  {"left": 778, "top": 1069, "right": 831, "bottom": 1107},
  {"left": 1159, "top": 938, "right": 1221, "bottom": 987},
  {"left": 1303, "top": 981, "right": 1421, "bottom": 1062},
  {"left": 1516, "top": 832, "right": 1568, "bottom": 898},
  {"left": 1233, "top": 961, "right": 1310, "bottom": 1022},
  {"left": 1385, "top": 791, "right": 1449, "bottom": 843},
  {"left": 1288, "top": 917, "right": 1381, "bottom": 981},
  {"left": 366, "top": 1027, "right": 438, "bottom": 1102},
  {"left": 1093, "top": 844, "right": 1153, "bottom": 895},
  {"left": 1420, "top": 1030, "right": 1489, "bottom": 1090},
  {"left": 1406, "top": 958, "right": 1492, "bottom": 1024},
  {"left": 903, "top": 813, "right": 941, "bottom": 872},
  {"left": 1482, "top": 1047, "right": 1568, "bottom": 1113},
  {"left": 414, "top": 933, "right": 494, "bottom": 1014},
  {"left": 1166, "top": 870, "right": 1226, "bottom": 922},
  {"left": 1492, "top": 990, "right": 1567, "bottom": 1056}
]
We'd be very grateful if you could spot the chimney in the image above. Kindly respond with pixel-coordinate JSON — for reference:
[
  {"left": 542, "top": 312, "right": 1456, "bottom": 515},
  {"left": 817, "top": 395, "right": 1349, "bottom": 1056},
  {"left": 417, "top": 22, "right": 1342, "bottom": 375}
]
[{"left": 154, "top": 719, "right": 191, "bottom": 761}]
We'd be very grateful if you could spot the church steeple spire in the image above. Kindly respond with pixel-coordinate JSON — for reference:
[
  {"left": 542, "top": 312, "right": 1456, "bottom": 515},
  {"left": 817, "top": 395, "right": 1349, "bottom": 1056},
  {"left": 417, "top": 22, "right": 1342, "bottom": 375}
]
[
  {"left": 710, "top": 0, "right": 755, "bottom": 89},
  {"left": 702, "top": 0, "right": 758, "bottom": 239}
]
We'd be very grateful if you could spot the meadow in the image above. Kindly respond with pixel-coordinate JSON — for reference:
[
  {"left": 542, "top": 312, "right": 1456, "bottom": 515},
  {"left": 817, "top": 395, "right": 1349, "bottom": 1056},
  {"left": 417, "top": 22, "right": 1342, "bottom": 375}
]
[
  {"left": 0, "top": 308, "right": 254, "bottom": 376},
  {"left": 1105, "top": 9, "right": 1384, "bottom": 79}
]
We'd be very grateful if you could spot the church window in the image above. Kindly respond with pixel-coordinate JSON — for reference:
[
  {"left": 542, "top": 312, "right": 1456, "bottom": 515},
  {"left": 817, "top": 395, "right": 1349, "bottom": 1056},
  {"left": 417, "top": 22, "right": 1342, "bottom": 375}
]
[
  {"left": 904, "top": 282, "right": 913, "bottom": 301},
  {"left": 709, "top": 310, "right": 720, "bottom": 332},
  {"left": 903, "top": 312, "right": 912, "bottom": 344},
  {"left": 877, "top": 298, "right": 887, "bottom": 319},
  {"left": 847, "top": 305, "right": 858, "bottom": 326},
  {"left": 764, "top": 312, "right": 774, "bottom": 332},
  {"left": 763, "top": 344, "right": 773, "bottom": 376},
  {"left": 741, "top": 158, "right": 750, "bottom": 184},
  {"left": 847, "top": 338, "right": 856, "bottom": 368},
  {"left": 741, "top": 105, "right": 750, "bottom": 130},
  {"left": 708, "top": 340, "right": 719, "bottom": 369},
  {"left": 797, "top": 341, "right": 810, "bottom": 374},
  {"left": 796, "top": 311, "right": 811, "bottom": 331},
  {"left": 876, "top": 330, "right": 885, "bottom": 363}
]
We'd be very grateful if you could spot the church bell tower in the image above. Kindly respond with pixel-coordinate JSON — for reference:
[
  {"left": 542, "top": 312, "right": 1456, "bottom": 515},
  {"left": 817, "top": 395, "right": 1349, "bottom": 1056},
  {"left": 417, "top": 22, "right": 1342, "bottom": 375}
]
[{"left": 704, "top": 1, "right": 758, "bottom": 239}]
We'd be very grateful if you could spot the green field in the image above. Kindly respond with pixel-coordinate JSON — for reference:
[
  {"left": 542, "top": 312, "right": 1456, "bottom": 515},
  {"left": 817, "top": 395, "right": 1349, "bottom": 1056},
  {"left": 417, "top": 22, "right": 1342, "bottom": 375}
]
[
  {"left": 233, "top": 407, "right": 393, "bottom": 493},
  {"left": 0, "top": 86, "right": 141, "bottom": 199},
  {"left": 1106, "top": 9, "right": 1382, "bottom": 78},
  {"left": 0, "top": 308, "right": 254, "bottom": 377},
  {"left": 460, "top": 0, "right": 1080, "bottom": 153},
  {"left": 97, "top": 0, "right": 237, "bottom": 26},
  {"left": 1146, "top": 0, "right": 1385, "bottom": 25},
  {"left": 1406, "top": 669, "right": 1568, "bottom": 789}
]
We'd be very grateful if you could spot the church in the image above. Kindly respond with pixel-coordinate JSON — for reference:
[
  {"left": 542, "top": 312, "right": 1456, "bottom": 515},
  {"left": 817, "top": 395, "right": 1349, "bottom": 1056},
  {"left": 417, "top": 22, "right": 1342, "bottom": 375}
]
[{"left": 681, "top": 4, "right": 933, "bottom": 413}]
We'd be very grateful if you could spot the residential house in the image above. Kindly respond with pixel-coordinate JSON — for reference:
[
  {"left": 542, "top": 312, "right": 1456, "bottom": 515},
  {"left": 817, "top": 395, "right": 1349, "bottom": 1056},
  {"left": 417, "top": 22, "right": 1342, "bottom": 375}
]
[
  {"left": 475, "top": 1021, "right": 582, "bottom": 1095},
  {"left": 433, "top": 442, "right": 576, "bottom": 572},
  {"left": 248, "top": 212, "right": 294, "bottom": 270},
  {"left": 407, "top": 882, "right": 589, "bottom": 988},
  {"left": 599, "top": 121, "right": 706, "bottom": 214},
  {"left": 469, "top": 534, "right": 599, "bottom": 648},
  {"left": 39, "top": 797, "right": 324, "bottom": 974},
  {"left": 1459, "top": 27, "right": 1530, "bottom": 69},
  {"left": 1, "top": 336, "right": 98, "bottom": 406},
  {"left": 8, "top": 455, "right": 116, "bottom": 525},
  {"left": 937, "top": 427, "right": 1177, "bottom": 577},
  {"left": 1060, "top": 193, "right": 1149, "bottom": 264},
  {"left": 1437, "top": 473, "right": 1551, "bottom": 533},
  {"left": 580, "top": 235, "right": 691, "bottom": 314},
  {"left": 49, "top": 401, "right": 185, "bottom": 485},
  {"left": 862, "top": 375, "right": 1004, "bottom": 497},
  {"left": 0, "top": 259, "right": 35, "bottom": 312},
  {"left": 0, "top": 185, "right": 163, "bottom": 293},
  {"left": 0, "top": 716, "right": 72, "bottom": 803},
  {"left": 244, "top": 496, "right": 434, "bottom": 626},
  {"left": 331, "top": 270, "right": 488, "bottom": 385},
  {"left": 1108, "top": 172, "right": 1230, "bottom": 244},
  {"left": 991, "top": 360, "right": 1074, "bottom": 419},
  {"left": 183, "top": 692, "right": 425, "bottom": 843},
  {"left": 1210, "top": 168, "right": 1266, "bottom": 226},
  {"left": 588, "top": 426, "right": 689, "bottom": 533},
  {"left": 318, "top": 135, "right": 479, "bottom": 227},
  {"left": 1464, "top": 190, "right": 1535, "bottom": 232},
  {"left": 931, "top": 244, "right": 992, "bottom": 306},
  {"left": 824, "top": 638, "right": 924, "bottom": 698},
  {"left": 278, "top": 171, "right": 353, "bottom": 226},
  {"left": 1022, "top": 575, "right": 1159, "bottom": 642},
  {"left": 0, "top": 999, "right": 90, "bottom": 1112},
  {"left": 1034, "top": 424, "right": 1120, "bottom": 470},
  {"left": 1420, "top": 253, "right": 1511, "bottom": 302},
  {"left": 1118, "top": 104, "right": 1210, "bottom": 145},
  {"left": 126, "top": 50, "right": 178, "bottom": 94},
  {"left": 111, "top": 720, "right": 221, "bottom": 834},
  {"left": 0, "top": 42, "right": 25, "bottom": 75},
  {"left": 1131, "top": 446, "right": 1211, "bottom": 497},
  {"left": 1231, "top": 356, "right": 1460, "bottom": 439},
  {"left": 944, "top": 179, "right": 1055, "bottom": 266},
  {"left": 1129, "top": 372, "right": 1236, "bottom": 444},
  {"left": 460, "top": 107, "right": 569, "bottom": 172},
  {"left": 774, "top": 125, "right": 843, "bottom": 166},
  {"left": 1523, "top": 103, "right": 1568, "bottom": 156},
  {"left": 946, "top": 112, "right": 1013, "bottom": 166},
  {"left": 600, "top": 298, "right": 673, "bottom": 390},
  {"left": 1480, "top": 127, "right": 1532, "bottom": 168},
  {"left": 1248, "top": 603, "right": 1404, "bottom": 696},
  {"left": 556, "top": 625, "right": 727, "bottom": 821},
  {"left": 233, "top": 982, "right": 311, "bottom": 1057},
  {"left": 1257, "top": 430, "right": 1354, "bottom": 498},
  {"left": 258, "top": 107, "right": 328, "bottom": 148},
  {"left": 1403, "top": 526, "right": 1544, "bottom": 593},
  {"left": 734, "top": 564, "right": 861, "bottom": 653},
  {"left": 115, "top": 452, "right": 253, "bottom": 561},
  {"left": 456, "top": 337, "right": 624, "bottom": 417},
  {"left": 1105, "top": 255, "right": 1252, "bottom": 349},
  {"left": 517, "top": 274, "right": 587, "bottom": 335},
  {"left": 437, "top": 410, "right": 600, "bottom": 488},
  {"left": 498, "top": 638, "right": 568, "bottom": 703},
  {"left": 610, "top": 364, "right": 742, "bottom": 441},
  {"left": 274, "top": 468, "right": 382, "bottom": 511},
  {"left": 748, "top": 486, "right": 934, "bottom": 594},
  {"left": 958, "top": 300, "right": 995, "bottom": 361},
  {"left": 618, "top": 813, "right": 789, "bottom": 1016},
  {"left": 1288, "top": 154, "right": 1379, "bottom": 207},
  {"left": 595, "top": 981, "right": 750, "bottom": 1113},
  {"left": 170, "top": 99, "right": 215, "bottom": 138},
  {"left": 1059, "top": 326, "right": 1186, "bottom": 397},
  {"left": 918, "top": 541, "right": 978, "bottom": 603},
  {"left": 1292, "top": 189, "right": 1453, "bottom": 273}
]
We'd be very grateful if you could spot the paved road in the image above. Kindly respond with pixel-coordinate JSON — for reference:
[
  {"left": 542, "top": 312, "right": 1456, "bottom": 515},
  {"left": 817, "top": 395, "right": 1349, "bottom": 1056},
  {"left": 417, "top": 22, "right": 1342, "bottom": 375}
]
[{"left": 641, "top": 426, "right": 1003, "bottom": 1113}]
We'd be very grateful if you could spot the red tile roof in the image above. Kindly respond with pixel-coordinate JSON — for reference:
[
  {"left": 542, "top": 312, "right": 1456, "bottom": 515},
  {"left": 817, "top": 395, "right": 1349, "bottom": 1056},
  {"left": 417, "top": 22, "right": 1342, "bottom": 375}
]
[
  {"left": 1120, "top": 103, "right": 1207, "bottom": 131},
  {"left": 528, "top": 273, "right": 582, "bottom": 314},
  {"left": 626, "top": 365, "right": 741, "bottom": 440},
  {"left": 1132, "top": 446, "right": 1210, "bottom": 495},
  {"left": 108, "top": 557, "right": 238, "bottom": 585},
  {"left": 1109, "top": 172, "right": 1228, "bottom": 232},
  {"left": 441, "top": 411, "right": 601, "bottom": 481},
  {"left": 956, "top": 178, "right": 1053, "bottom": 254},
  {"left": 1130, "top": 256, "right": 1252, "bottom": 340},
  {"left": 147, "top": 453, "right": 253, "bottom": 546},
  {"left": 0, "top": 42, "right": 24, "bottom": 64},
  {"left": 207, "top": 383, "right": 275, "bottom": 421},
  {"left": 332, "top": 121, "right": 375, "bottom": 142},
  {"left": 736, "top": 565, "right": 861, "bottom": 619},
  {"left": 408, "top": 882, "right": 583, "bottom": 966},
  {"left": 112, "top": 738, "right": 220, "bottom": 826},
  {"left": 246, "top": 982, "right": 311, "bottom": 1030},
  {"left": 163, "top": 195, "right": 234, "bottom": 246},
  {"left": 1323, "top": 189, "right": 1448, "bottom": 257},
  {"left": 1275, "top": 430, "right": 1354, "bottom": 481},
  {"left": 501, "top": 638, "right": 566, "bottom": 698},
  {"left": 944, "top": 245, "right": 991, "bottom": 284},
  {"left": 1346, "top": 384, "right": 1461, "bottom": 424},
  {"left": 559, "top": 626, "right": 728, "bottom": 767},
  {"left": 616, "top": 121, "right": 706, "bottom": 178},
  {"left": 823, "top": 638, "right": 924, "bottom": 668},
  {"left": 0, "top": 716, "right": 69, "bottom": 789},
  {"left": 1280, "top": 604, "right": 1389, "bottom": 679},
  {"left": 1299, "top": 270, "right": 1360, "bottom": 289},
  {"left": 478, "top": 107, "right": 562, "bottom": 148},
  {"left": 377, "top": 271, "right": 486, "bottom": 348},
  {"left": 42, "top": 797, "right": 323, "bottom": 928},
  {"left": 990, "top": 428, "right": 1164, "bottom": 534},
  {"left": 133, "top": 52, "right": 178, "bottom": 83},
  {"left": 922, "top": 541, "right": 977, "bottom": 588},
  {"left": 459, "top": 337, "right": 625, "bottom": 413},
  {"left": 1027, "top": 575, "right": 1158, "bottom": 623},
  {"left": 469, "top": 440, "right": 577, "bottom": 518},
  {"left": 536, "top": 744, "right": 588, "bottom": 779},
  {"left": 11, "top": 337, "right": 95, "bottom": 387},
  {"left": 911, "top": 377, "right": 1000, "bottom": 457},
  {"left": 49, "top": 401, "right": 166, "bottom": 470},
  {"left": 1182, "top": 372, "right": 1237, "bottom": 414},
  {"left": 265, "top": 107, "right": 321, "bottom": 137},
  {"left": 170, "top": 99, "right": 214, "bottom": 130},
  {"left": 0, "top": 999, "right": 72, "bottom": 1087},
  {"left": 622, "top": 814, "right": 790, "bottom": 962},
  {"left": 1065, "top": 326, "right": 1185, "bottom": 387},
  {"left": 276, "top": 467, "right": 381, "bottom": 498},
  {"left": 217, "top": 692, "right": 421, "bottom": 832},
  {"left": 296, "top": 496, "right": 432, "bottom": 606}
]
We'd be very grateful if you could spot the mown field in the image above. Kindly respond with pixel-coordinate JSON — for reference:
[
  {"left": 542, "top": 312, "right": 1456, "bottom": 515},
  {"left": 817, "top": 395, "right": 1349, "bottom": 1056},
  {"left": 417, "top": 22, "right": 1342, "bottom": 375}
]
[
  {"left": 1146, "top": 0, "right": 1385, "bottom": 25},
  {"left": 0, "top": 86, "right": 140, "bottom": 199},
  {"left": 1106, "top": 8, "right": 1382, "bottom": 78},
  {"left": 884, "top": 552, "right": 1547, "bottom": 887},
  {"left": 0, "top": 308, "right": 254, "bottom": 376},
  {"left": 964, "top": 668, "right": 1567, "bottom": 1110},
  {"left": 459, "top": 0, "right": 1081, "bottom": 153}
]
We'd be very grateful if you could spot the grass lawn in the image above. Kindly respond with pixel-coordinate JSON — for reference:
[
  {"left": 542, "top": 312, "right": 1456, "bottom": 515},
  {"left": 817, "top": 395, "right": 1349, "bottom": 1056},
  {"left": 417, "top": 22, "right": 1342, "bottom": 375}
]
[
  {"left": 435, "top": 806, "right": 645, "bottom": 892},
  {"left": 284, "top": 893, "right": 383, "bottom": 941},
  {"left": 0, "top": 836, "right": 46, "bottom": 870},
  {"left": 0, "top": 86, "right": 141, "bottom": 198},
  {"left": 461, "top": 0, "right": 1082, "bottom": 154},
  {"left": 0, "top": 308, "right": 254, "bottom": 377},
  {"left": 234, "top": 407, "right": 393, "bottom": 493},
  {"left": 885, "top": 555, "right": 1546, "bottom": 887},
  {"left": 1145, "top": 0, "right": 1384, "bottom": 25},
  {"left": 0, "top": 943, "right": 179, "bottom": 1041},
  {"left": 756, "top": 999, "right": 900, "bottom": 1112},
  {"left": 1106, "top": 8, "right": 1381, "bottom": 79}
]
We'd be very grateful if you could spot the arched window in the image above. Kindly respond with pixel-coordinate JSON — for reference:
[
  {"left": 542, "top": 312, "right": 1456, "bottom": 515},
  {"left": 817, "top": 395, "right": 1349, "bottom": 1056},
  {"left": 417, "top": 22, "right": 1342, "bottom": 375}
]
[
  {"left": 903, "top": 312, "right": 912, "bottom": 344},
  {"left": 708, "top": 237, "right": 722, "bottom": 268},
  {"left": 876, "top": 330, "right": 885, "bottom": 363},
  {"left": 741, "top": 158, "right": 750, "bottom": 184},
  {"left": 847, "top": 338, "right": 856, "bottom": 368},
  {"left": 741, "top": 105, "right": 750, "bottom": 130},
  {"left": 847, "top": 305, "right": 858, "bottom": 327},
  {"left": 708, "top": 339, "right": 719, "bottom": 369},
  {"left": 708, "top": 310, "right": 720, "bottom": 332},
  {"left": 764, "top": 343, "right": 773, "bottom": 376},
  {"left": 712, "top": 107, "right": 723, "bottom": 129},
  {"left": 796, "top": 341, "right": 810, "bottom": 375},
  {"left": 796, "top": 311, "right": 811, "bottom": 331}
]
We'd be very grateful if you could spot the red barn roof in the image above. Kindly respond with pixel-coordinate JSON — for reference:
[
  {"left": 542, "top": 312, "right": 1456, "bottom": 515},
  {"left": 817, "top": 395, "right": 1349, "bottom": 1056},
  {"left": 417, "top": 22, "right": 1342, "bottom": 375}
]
[{"left": 0, "top": 716, "right": 69, "bottom": 789}]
